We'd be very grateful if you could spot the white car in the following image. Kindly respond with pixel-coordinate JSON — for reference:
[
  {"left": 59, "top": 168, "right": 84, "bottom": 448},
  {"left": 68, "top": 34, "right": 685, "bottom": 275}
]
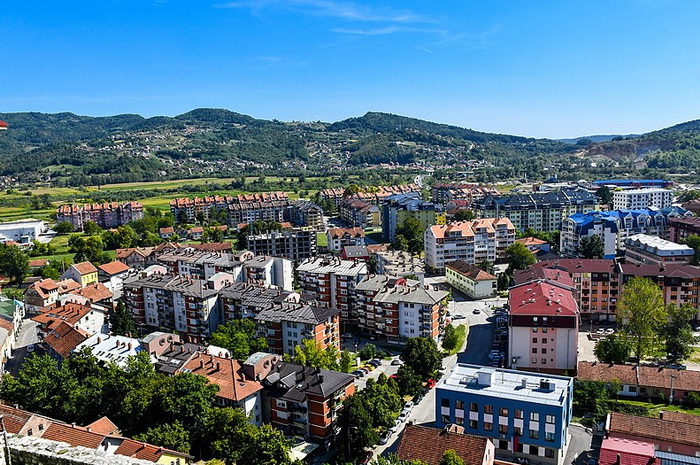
[{"left": 398, "top": 411, "right": 409, "bottom": 423}]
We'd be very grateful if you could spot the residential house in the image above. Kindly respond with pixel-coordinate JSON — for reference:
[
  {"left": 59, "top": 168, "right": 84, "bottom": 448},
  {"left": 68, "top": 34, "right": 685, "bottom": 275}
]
[
  {"left": 340, "top": 245, "right": 370, "bottom": 261},
  {"left": 435, "top": 365, "right": 574, "bottom": 465},
  {"left": 159, "top": 226, "right": 175, "bottom": 240},
  {"left": 446, "top": 261, "right": 497, "bottom": 299},
  {"left": 74, "top": 333, "right": 142, "bottom": 367},
  {"left": 606, "top": 412, "right": 700, "bottom": 457},
  {"left": 517, "top": 237, "right": 551, "bottom": 254},
  {"left": 396, "top": 424, "right": 495, "bottom": 465},
  {"left": 97, "top": 260, "right": 131, "bottom": 299},
  {"left": 61, "top": 261, "right": 99, "bottom": 287},
  {"left": 23, "top": 278, "right": 81, "bottom": 313}
]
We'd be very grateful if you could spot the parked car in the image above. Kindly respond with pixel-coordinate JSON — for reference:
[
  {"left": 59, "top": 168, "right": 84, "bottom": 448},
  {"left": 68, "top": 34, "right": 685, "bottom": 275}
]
[
  {"left": 352, "top": 370, "right": 365, "bottom": 378},
  {"left": 26, "top": 344, "right": 35, "bottom": 353},
  {"left": 391, "top": 358, "right": 403, "bottom": 366},
  {"left": 379, "top": 431, "right": 391, "bottom": 445},
  {"left": 368, "top": 359, "right": 382, "bottom": 367},
  {"left": 358, "top": 451, "right": 374, "bottom": 465},
  {"left": 425, "top": 379, "right": 437, "bottom": 389},
  {"left": 473, "top": 308, "right": 481, "bottom": 314},
  {"left": 403, "top": 401, "right": 414, "bottom": 411},
  {"left": 397, "top": 411, "right": 409, "bottom": 422}
]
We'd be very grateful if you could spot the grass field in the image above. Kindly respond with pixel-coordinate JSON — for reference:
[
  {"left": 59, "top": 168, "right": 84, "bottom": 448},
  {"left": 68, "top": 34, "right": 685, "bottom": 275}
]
[{"left": 316, "top": 232, "right": 328, "bottom": 247}]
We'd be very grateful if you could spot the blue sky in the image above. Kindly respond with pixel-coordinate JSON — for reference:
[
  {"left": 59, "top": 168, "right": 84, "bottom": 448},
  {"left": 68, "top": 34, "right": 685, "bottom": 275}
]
[{"left": 2, "top": 0, "right": 700, "bottom": 138}]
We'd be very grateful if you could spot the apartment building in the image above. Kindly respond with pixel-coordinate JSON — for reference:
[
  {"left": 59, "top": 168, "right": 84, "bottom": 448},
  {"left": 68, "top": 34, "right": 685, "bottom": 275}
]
[
  {"left": 612, "top": 188, "right": 673, "bottom": 210},
  {"left": 227, "top": 200, "right": 291, "bottom": 226},
  {"left": 290, "top": 200, "right": 325, "bottom": 230},
  {"left": 431, "top": 182, "right": 499, "bottom": 205},
  {"left": 219, "top": 282, "right": 299, "bottom": 320},
  {"left": 170, "top": 192, "right": 289, "bottom": 223},
  {"left": 382, "top": 193, "right": 446, "bottom": 242},
  {"left": 375, "top": 250, "right": 425, "bottom": 280},
  {"left": 244, "top": 228, "right": 317, "bottom": 261},
  {"left": 320, "top": 184, "right": 421, "bottom": 210},
  {"left": 508, "top": 281, "right": 579, "bottom": 375},
  {"left": 424, "top": 219, "right": 516, "bottom": 271},
  {"left": 56, "top": 202, "right": 144, "bottom": 231},
  {"left": 473, "top": 189, "right": 598, "bottom": 233},
  {"left": 296, "top": 257, "right": 368, "bottom": 324},
  {"left": 156, "top": 248, "right": 247, "bottom": 281},
  {"left": 123, "top": 273, "right": 233, "bottom": 341},
  {"left": 242, "top": 255, "right": 294, "bottom": 290},
  {"left": 560, "top": 208, "right": 690, "bottom": 259},
  {"left": 435, "top": 365, "right": 573, "bottom": 465},
  {"left": 669, "top": 217, "right": 700, "bottom": 243},
  {"left": 339, "top": 198, "right": 381, "bottom": 228},
  {"left": 326, "top": 227, "right": 366, "bottom": 252},
  {"left": 260, "top": 358, "right": 355, "bottom": 444},
  {"left": 354, "top": 274, "right": 448, "bottom": 342},
  {"left": 624, "top": 234, "right": 694, "bottom": 266},
  {"left": 592, "top": 179, "right": 673, "bottom": 190},
  {"left": 620, "top": 263, "right": 700, "bottom": 318},
  {"left": 255, "top": 302, "right": 340, "bottom": 356}
]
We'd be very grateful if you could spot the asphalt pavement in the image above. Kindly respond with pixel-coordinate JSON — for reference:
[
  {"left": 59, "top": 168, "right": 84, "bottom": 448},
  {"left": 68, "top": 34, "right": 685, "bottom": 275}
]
[{"left": 5, "top": 317, "right": 41, "bottom": 376}]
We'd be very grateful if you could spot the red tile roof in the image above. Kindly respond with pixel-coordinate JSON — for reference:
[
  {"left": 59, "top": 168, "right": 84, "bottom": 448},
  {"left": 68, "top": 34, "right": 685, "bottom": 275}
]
[
  {"left": 327, "top": 227, "right": 365, "bottom": 239},
  {"left": 98, "top": 261, "right": 130, "bottom": 275},
  {"left": 514, "top": 267, "right": 575, "bottom": 288},
  {"left": 42, "top": 422, "right": 106, "bottom": 449},
  {"left": 532, "top": 258, "right": 618, "bottom": 275},
  {"left": 28, "top": 258, "right": 49, "bottom": 268},
  {"left": 73, "top": 282, "right": 113, "bottom": 303},
  {"left": 578, "top": 361, "right": 700, "bottom": 393},
  {"left": 609, "top": 412, "right": 700, "bottom": 448},
  {"left": 42, "top": 320, "right": 90, "bottom": 359},
  {"left": 84, "top": 416, "right": 120, "bottom": 435},
  {"left": 508, "top": 281, "right": 578, "bottom": 316},
  {"left": 0, "top": 403, "right": 35, "bottom": 434},
  {"left": 181, "top": 353, "right": 263, "bottom": 402},
  {"left": 72, "top": 261, "right": 98, "bottom": 275},
  {"left": 659, "top": 410, "right": 700, "bottom": 426},
  {"left": 32, "top": 302, "right": 93, "bottom": 328},
  {"left": 599, "top": 437, "right": 654, "bottom": 465},
  {"left": 446, "top": 261, "right": 497, "bottom": 281},
  {"left": 396, "top": 424, "right": 490, "bottom": 465}
]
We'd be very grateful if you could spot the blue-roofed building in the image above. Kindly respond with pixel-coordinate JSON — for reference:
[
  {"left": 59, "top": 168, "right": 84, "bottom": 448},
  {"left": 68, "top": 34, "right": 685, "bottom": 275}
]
[
  {"left": 560, "top": 207, "right": 692, "bottom": 258},
  {"left": 593, "top": 179, "right": 673, "bottom": 189},
  {"left": 435, "top": 364, "right": 573, "bottom": 465}
]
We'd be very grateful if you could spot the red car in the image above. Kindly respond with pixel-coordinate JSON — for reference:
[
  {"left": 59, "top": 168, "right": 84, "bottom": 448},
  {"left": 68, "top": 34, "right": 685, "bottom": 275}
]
[{"left": 425, "top": 379, "right": 437, "bottom": 389}]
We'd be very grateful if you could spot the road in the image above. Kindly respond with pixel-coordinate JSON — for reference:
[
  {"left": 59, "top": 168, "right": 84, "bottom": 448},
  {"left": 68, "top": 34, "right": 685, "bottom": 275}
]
[
  {"left": 5, "top": 317, "right": 41, "bottom": 376},
  {"left": 371, "top": 293, "right": 505, "bottom": 458}
]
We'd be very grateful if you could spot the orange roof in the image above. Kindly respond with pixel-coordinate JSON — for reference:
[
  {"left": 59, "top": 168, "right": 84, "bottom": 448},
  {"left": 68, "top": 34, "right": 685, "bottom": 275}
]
[
  {"left": 0, "top": 403, "right": 36, "bottom": 434},
  {"left": 28, "top": 278, "right": 60, "bottom": 299},
  {"left": 182, "top": 353, "right": 263, "bottom": 402},
  {"left": 446, "top": 261, "right": 497, "bottom": 281},
  {"left": 42, "top": 321, "right": 90, "bottom": 359},
  {"left": 114, "top": 438, "right": 191, "bottom": 461},
  {"left": 73, "top": 282, "right": 113, "bottom": 303},
  {"left": 56, "top": 279, "right": 81, "bottom": 293},
  {"left": 42, "top": 422, "right": 106, "bottom": 449},
  {"left": 84, "top": 416, "right": 120, "bottom": 435},
  {"left": 98, "top": 261, "right": 130, "bottom": 276},
  {"left": 159, "top": 227, "right": 175, "bottom": 234},
  {"left": 397, "top": 424, "right": 490, "bottom": 465},
  {"left": 429, "top": 218, "right": 514, "bottom": 239},
  {"left": 33, "top": 302, "right": 92, "bottom": 328},
  {"left": 517, "top": 237, "right": 548, "bottom": 246},
  {"left": 28, "top": 258, "right": 49, "bottom": 268},
  {"left": 72, "top": 261, "right": 98, "bottom": 275}
]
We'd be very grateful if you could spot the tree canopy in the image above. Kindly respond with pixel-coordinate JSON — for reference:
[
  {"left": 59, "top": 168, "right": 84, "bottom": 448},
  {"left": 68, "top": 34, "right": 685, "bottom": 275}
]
[
  {"left": 209, "top": 319, "right": 268, "bottom": 360},
  {"left": 616, "top": 277, "right": 667, "bottom": 362}
]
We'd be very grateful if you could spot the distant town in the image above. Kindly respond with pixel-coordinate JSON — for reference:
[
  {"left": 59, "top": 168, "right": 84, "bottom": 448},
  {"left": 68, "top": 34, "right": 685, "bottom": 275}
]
[{"left": 1, "top": 175, "right": 700, "bottom": 465}]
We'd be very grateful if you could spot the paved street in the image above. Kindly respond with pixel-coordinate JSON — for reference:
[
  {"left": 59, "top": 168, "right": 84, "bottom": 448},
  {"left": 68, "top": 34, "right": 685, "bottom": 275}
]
[
  {"left": 5, "top": 317, "right": 40, "bottom": 376},
  {"left": 565, "top": 424, "right": 594, "bottom": 465}
]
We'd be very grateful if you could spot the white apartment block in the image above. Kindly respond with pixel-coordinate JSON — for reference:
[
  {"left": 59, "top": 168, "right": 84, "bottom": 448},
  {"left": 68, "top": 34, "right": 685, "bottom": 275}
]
[
  {"left": 424, "top": 219, "right": 515, "bottom": 271},
  {"left": 612, "top": 188, "right": 673, "bottom": 210}
]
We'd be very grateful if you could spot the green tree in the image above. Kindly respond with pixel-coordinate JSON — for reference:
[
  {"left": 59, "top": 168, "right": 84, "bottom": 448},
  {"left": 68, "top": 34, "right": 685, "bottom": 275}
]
[
  {"left": 595, "top": 185, "right": 613, "bottom": 205},
  {"left": 573, "top": 380, "right": 620, "bottom": 420},
  {"left": 294, "top": 339, "right": 339, "bottom": 370},
  {"left": 358, "top": 343, "right": 378, "bottom": 361},
  {"left": 340, "top": 350, "right": 355, "bottom": 373},
  {"left": 616, "top": 277, "right": 667, "bottom": 363},
  {"left": 373, "top": 454, "right": 428, "bottom": 465},
  {"left": 391, "top": 234, "right": 409, "bottom": 252},
  {"left": 441, "top": 325, "right": 458, "bottom": 352},
  {"left": 663, "top": 304, "right": 699, "bottom": 362},
  {"left": 140, "top": 231, "right": 163, "bottom": 247},
  {"left": 577, "top": 235, "right": 604, "bottom": 259},
  {"left": 395, "top": 365, "right": 423, "bottom": 397},
  {"left": 111, "top": 301, "right": 137, "bottom": 336},
  {"left": 396, "top": 217, "right": 424, "bottom": 253},
  {"left": 0, "top": 244, "right": 30, "bottom": 284},
  {"left": 83, "top": 221, "right": 103, "bottom": 236},
  {"left": 54, "top": 221, "right": 74, "bottom": 234},
  {"left": 209, "top": 319, "right": 268, "bottom": 360},
  {"left": 134, "top": 422, "right": 191, "bottom": 455},
  {"left": 504, "top": 242, "right": 536, "bottom": 271},
  {"left": 38, "top": 264, "right": 61, "bottom": 280},
  {"left": 400, "top": 337, "right": 442, "bottom": 380},
  {"left": 452, "top": 210, "right": 476, "bottom": 222},
  {"left": 69, "top": 235, "right": 111, "bottom": 265},
  {"left": 440, "top": 450, "right": 465, "bottom": 465},
  {"left": 203, "top": 227, "right": 225, "bottom": 243},
  {"left": 684, "top": 235, "right": 700, "bottom": 266},
  {"left": 594, "top": 334, "right": 632, "bottom": 364}
]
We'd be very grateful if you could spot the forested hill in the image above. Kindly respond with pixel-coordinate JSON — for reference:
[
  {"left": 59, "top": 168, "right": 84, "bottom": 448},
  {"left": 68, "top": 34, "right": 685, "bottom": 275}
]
[{"left": 0, "top": 108, "right": 698, "bottom": 187}]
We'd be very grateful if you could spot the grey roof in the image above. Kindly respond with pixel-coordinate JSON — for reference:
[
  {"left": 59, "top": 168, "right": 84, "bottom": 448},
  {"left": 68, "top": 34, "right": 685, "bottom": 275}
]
[
  {"left": 342, "top": 245, "right": 369, "bottom": 258},
  {"left": 263, "top": 361, "right": 354, "bottom": 401},
  {"left": 373, "top": 284, "right": 448, "bottom": 305},
  {"left": 218, "top": 282, "right": 295, "bottom": 307},
  {"left": 242, "top": 255, "right": 275, "bottom": 268},
  {"left": 475, "top": 188, "right": 598, "bottom": 210},
  {"left": 297, "top": 256, "right": 368, "bottom": 276},
  {"left": 123, "top": 274, "right": 220, "bottom": 299},
  {"left": 153, "top": 342, "right": 200, "bottom": 375},
  {"left": 355, "top": 274, "right": 420, "bottom": 292},
  {"left": 157, "top": 249, "right": 243, "bottom": 267},
  {"left": 255, "top": 302, "right": 339, "bottom": 325}
]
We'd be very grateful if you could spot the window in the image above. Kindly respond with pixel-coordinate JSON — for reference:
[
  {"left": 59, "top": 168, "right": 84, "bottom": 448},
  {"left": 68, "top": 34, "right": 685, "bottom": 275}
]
[
  {"left": 542, "top": 348, "right": 547, "bottom": 354},
  {"left": 628, "top": 386, "right": 637, "bottom": 393},
  {"left": 442, "top": 414, "right": 450, "bottom": 423},
  {"left": 532, "top": 348, "right": 537, "bottom": 354},
  {"left": 532, "top": 357, "right": 537, "bottom": 364},
  {"left": 499, "top": 440, "right": 509, "bottom": 450},
  {"left": 469, "top": 420, "right": 478, "bottom": 429},
  {"left": 484, "top": 405, "right": 493, "bottom": 414},
  {"left": 530, "top": 412, "right": 540, "bottom": 421},
  {"left": 545, "top": 448, "right": 555, "bottom": 458},
  {"left": 441, "top": 398, "right": 450, "bottom": 407},
  {"left": 529, "top": 429, "right": 539, "bottom": 439},
  {"left": 484, "top": 422, "right": 493, "bottom": 431},
  {"left": 515, "top": 409, "right": 523, "bottom": 419},
  {"left": 500, "top": 407, "right": 508, "bottom": 416},
  {"left": 533, "top": 317, "right": 539, "bottom": 324},
  {"left": 470, "top": 403, "right": 478, "bottom": 412},
  {"left": 545, "top": 431, "right": 555, "bottom": 442},
  {"left": 541, "top": 358, "right": 547, "bottom": 364},
  {"left": 455, "top": 416, "right": 464, "bottom": 425},
  {"left": 542, "top": 327, "right": 548, "bottom": 333},
  {"left": 499, "top": 424, "right": 508, "bottom": 434},
  {"left": 456, "top": 400, "right": 464, "bottom": 410},
  {"left": 545, "top": 415, "right": 555, "bottom": 424},
  {"left": 530, "top": 445, "right": 539, "bottom": 456},
  {"left": 532, "top": 338, "right": 538, "bottom": 343},
  {"left": 532, "top": 327, "right": 538, "bottom": 333}
]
